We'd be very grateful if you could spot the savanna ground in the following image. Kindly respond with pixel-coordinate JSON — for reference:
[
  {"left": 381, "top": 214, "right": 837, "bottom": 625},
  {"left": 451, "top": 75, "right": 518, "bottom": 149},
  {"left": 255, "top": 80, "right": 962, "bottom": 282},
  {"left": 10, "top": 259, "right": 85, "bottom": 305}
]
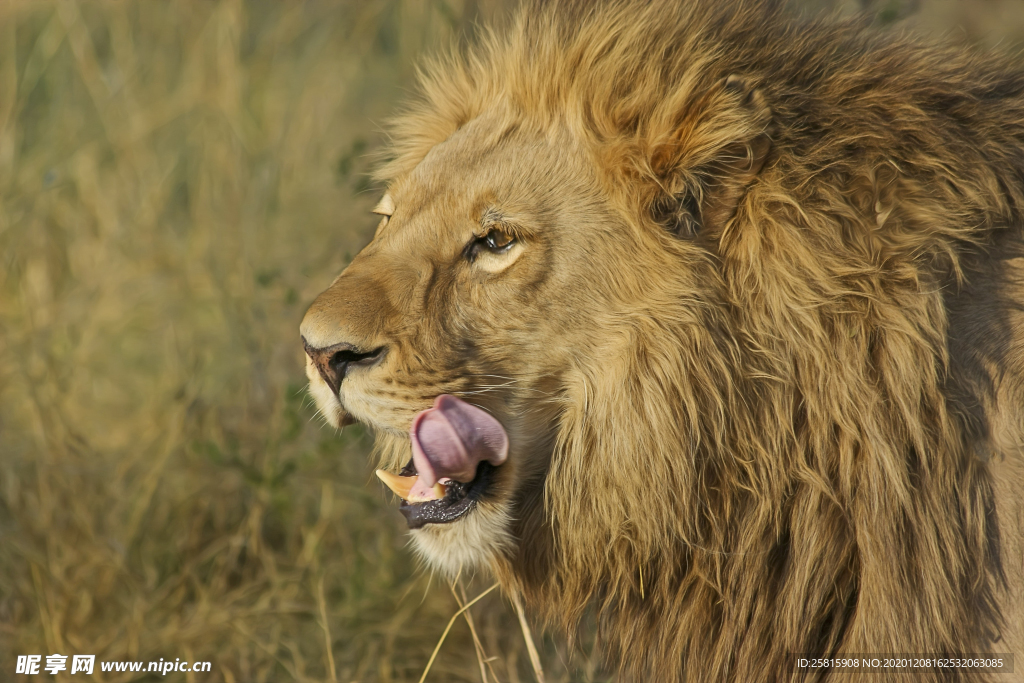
[{"left": 1, "top": 1, "right": 1022, "bottom": 681}]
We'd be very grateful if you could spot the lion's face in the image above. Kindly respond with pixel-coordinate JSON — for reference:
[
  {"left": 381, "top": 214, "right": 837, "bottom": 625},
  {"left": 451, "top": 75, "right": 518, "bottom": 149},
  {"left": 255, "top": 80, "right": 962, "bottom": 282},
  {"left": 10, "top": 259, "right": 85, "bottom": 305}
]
[{"left": 301, "top": 114, "right": 663, "bottom": 573}]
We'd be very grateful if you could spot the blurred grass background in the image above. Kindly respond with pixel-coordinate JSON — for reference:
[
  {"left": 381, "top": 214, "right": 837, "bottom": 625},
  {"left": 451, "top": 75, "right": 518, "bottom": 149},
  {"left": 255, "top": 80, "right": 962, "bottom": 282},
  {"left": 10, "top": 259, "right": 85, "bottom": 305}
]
[{"left": 0, "top": 1, "right": 1021, "bottom": 681}]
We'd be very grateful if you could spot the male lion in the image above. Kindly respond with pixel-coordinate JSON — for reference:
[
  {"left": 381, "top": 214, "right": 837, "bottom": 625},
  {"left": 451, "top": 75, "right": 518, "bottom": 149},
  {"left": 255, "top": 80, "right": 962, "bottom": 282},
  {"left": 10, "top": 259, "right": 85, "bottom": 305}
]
[{"left": 301, "top": 1, "right": 1024, "bottom": 680}]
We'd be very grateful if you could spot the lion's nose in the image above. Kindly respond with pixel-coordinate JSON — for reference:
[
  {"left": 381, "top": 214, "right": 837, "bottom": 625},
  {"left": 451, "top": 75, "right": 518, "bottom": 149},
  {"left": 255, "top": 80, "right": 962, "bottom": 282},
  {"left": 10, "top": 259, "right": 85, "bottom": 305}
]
[{"left": 301, "top": 337, "right": 385, "bottom": 395}]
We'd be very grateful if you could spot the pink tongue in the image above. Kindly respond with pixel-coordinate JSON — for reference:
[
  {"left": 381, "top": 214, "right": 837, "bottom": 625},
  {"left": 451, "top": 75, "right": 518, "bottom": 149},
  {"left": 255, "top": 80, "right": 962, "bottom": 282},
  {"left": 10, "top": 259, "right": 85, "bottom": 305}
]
[{"left": 410, "top": 394, "right": 509, "bottom": 487}]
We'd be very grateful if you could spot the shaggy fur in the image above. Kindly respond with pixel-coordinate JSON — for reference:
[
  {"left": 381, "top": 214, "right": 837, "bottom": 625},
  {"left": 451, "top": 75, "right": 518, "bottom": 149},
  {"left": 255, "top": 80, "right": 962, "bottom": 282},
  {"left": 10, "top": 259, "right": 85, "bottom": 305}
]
[{"left": 301, "top": 1, "right": 1024, "bottom": 680}]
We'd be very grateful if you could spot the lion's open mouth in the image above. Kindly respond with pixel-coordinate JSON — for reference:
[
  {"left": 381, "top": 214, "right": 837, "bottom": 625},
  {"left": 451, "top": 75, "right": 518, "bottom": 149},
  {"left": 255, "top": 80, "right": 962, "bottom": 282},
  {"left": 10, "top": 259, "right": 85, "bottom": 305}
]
[
  {"left": 375, "top": 394, "right": 508, "bottom": 529},
  {"left": 391, "top": 459, "right": 496, "bottom": 529}
]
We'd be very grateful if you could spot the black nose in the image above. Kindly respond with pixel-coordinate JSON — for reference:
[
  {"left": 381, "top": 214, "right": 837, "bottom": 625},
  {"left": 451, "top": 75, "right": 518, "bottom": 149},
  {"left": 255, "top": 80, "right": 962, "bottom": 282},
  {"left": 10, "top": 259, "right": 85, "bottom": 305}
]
[{"left": 302, "top": 338, "right": 385, "bottom": 394}]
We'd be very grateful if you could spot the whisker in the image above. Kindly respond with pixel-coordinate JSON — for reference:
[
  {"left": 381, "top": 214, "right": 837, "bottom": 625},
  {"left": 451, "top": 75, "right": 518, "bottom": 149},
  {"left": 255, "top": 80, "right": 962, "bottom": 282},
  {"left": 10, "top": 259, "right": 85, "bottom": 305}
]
[{"left": 458, "top": 374, "right": 560, "bottom": 397}]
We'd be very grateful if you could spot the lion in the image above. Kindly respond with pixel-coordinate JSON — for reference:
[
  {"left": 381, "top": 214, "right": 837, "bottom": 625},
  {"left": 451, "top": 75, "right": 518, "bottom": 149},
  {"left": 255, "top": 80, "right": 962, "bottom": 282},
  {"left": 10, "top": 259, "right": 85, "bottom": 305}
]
[{"left": 300, "top": 1, "right": 1024, "bottom": 680}]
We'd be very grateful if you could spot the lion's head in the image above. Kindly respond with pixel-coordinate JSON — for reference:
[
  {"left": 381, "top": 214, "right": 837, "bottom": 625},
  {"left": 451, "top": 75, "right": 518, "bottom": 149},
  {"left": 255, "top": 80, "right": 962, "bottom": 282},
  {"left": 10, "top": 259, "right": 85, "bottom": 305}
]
[
  {"left": 302, "top": 1, "right": 1022, "bottom": 679},
  {"left": 301, "top": 106, "right": 632, "bottom": 572}
]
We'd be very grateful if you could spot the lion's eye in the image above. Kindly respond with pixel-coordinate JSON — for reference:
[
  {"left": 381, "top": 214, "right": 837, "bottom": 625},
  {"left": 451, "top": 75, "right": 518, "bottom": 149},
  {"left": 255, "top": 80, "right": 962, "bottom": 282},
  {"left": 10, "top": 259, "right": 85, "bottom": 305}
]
[
  {"left": 478, "top": 229, "right": 515, "bottom": 253},
  {"left": 464, "top": 226, "right": 521, "bottom": 268}
]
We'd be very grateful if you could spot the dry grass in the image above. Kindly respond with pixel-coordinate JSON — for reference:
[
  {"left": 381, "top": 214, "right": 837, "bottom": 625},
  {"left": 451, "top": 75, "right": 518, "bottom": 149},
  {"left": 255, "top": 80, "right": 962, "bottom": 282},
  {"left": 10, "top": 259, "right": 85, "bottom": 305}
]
[{"left": 0, "top": 1, "right": 1019, "bottom": 682}]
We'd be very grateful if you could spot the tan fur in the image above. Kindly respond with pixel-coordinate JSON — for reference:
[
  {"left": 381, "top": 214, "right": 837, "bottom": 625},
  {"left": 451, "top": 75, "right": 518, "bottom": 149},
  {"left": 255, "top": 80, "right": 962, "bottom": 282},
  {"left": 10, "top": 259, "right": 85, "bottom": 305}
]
[{"left": 301, "top": 1, "right": 1024, "bottom": 680}]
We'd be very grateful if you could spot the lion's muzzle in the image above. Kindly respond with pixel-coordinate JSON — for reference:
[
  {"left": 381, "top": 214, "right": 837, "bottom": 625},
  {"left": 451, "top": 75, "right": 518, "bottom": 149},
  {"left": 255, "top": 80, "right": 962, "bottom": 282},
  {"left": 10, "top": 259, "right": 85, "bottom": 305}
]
[
  {"left": 300, "top": 337, "right": 385, "bottom": 395},
  {"left": 299, "top": 255, "right": 399, "bottom": 427}
]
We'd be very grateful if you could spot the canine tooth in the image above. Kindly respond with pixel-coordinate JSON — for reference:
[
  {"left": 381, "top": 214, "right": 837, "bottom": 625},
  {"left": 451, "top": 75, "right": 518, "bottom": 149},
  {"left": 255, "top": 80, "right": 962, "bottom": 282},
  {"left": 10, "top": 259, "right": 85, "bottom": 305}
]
[
  {"left": 406, "top": 481, "right": 448, "bottom": 504},
  {"left": 375, "top": 469, "right": 416, "bottom": 499}
]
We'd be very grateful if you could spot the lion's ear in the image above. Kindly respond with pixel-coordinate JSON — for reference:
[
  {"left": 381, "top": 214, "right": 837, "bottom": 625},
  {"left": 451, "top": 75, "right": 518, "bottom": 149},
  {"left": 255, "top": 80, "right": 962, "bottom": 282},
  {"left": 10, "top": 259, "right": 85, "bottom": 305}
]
[{"left": 650, "top": 75, "right": 772, "bottom": 239}]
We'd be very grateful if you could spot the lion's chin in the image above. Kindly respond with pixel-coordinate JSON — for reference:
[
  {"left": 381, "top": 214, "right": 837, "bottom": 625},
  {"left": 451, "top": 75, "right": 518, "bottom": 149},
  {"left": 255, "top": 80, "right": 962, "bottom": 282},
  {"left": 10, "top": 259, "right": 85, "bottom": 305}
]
[
  {"left": 408, "top": 497, "right": 514, "bottom": 577},
  {"left": 382, "top": 460, "right": 514, "bottom": 576}
]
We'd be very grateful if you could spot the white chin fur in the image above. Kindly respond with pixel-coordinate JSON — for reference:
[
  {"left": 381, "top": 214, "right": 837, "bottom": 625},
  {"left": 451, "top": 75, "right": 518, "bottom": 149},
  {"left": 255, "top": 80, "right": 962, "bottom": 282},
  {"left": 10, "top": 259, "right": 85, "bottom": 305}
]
[{"left": 409, "top": 499, "right": 514, "bottom": 577}]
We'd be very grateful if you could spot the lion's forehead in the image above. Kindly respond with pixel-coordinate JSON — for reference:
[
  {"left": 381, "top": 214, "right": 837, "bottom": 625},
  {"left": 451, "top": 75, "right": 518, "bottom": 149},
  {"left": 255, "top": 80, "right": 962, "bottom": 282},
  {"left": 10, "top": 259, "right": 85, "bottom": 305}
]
[{"left": 387, "top": 118, "right": 573, "bottom": 232}]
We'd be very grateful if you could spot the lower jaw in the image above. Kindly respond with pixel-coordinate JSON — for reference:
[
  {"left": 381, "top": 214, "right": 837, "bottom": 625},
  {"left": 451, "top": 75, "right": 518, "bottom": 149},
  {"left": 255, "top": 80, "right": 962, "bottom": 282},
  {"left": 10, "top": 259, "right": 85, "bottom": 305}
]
[{"left": 399, "top": 461, "right": 496, "bottom": 529}]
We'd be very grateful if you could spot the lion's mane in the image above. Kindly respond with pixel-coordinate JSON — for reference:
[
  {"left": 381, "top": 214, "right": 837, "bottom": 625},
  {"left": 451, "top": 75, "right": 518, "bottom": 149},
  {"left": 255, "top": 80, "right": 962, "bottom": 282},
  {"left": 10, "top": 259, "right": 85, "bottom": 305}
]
[{"left": 377, "top": 1, "right": 1024, "bottom": 680}]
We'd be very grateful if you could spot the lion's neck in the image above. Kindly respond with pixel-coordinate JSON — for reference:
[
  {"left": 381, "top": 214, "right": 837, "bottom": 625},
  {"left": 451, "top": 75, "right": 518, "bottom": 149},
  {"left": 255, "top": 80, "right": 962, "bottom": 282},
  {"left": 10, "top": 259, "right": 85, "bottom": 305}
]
[{"left": 501, "top": 290, "right": 999, "bottom": 681}]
